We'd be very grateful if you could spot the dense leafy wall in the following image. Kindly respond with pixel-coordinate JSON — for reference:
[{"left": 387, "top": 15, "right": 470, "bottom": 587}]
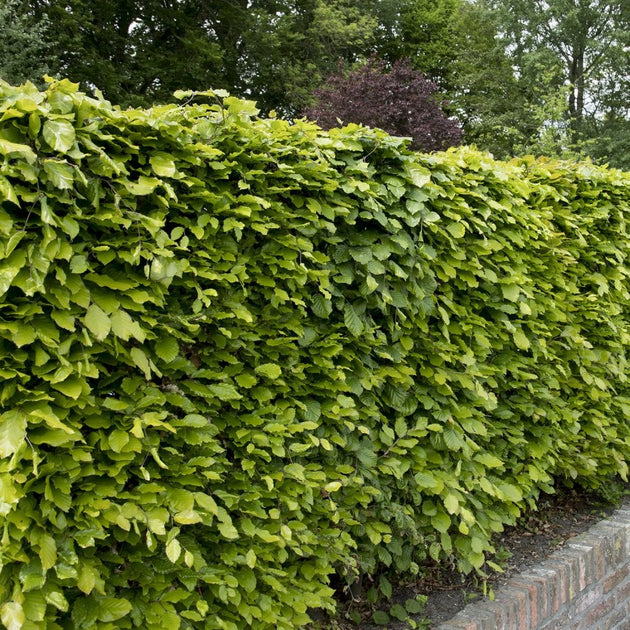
[{"left": 0, "top": 79, "right": 629, "bottom": 629}]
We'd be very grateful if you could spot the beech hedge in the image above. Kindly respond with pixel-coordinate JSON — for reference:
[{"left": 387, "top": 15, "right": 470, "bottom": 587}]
[{"left": 0, "top": 79, "right": 629, "bottom": 629}]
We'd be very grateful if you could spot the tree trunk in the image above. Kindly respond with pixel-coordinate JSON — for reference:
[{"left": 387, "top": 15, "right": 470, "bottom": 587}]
[{"left": 568, "top": 46, "right": 585, "bottom": 140}]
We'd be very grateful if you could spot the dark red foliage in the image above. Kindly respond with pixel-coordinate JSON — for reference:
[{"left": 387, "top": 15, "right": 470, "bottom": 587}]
[{"left": 304, "top": 58, "right": 462, "bottom": 152}]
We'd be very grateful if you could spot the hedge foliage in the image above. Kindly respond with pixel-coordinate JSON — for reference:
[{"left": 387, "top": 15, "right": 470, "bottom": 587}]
[{"left": 0, "top": 78, "right": 629, "bottom": 629}]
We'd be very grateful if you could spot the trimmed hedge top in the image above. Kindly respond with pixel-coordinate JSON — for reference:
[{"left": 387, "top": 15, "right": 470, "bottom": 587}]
[{"left": 0, "top": 78, "right": 629, "bottom": 629}]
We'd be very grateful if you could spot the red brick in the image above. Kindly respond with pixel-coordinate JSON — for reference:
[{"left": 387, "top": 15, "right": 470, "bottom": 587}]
[
  {"left": 495, "top": 596, "right": 518, "bottom": 630},
  {"left": 476, "top": 604, "right": 503, "bottom": 629},
  {"left": 566, "top": 542, "right": 598, "bottom": 588},
  {"left": 538, "top": 618, "right": 565, "bottom": 630},
  {"left": 610, "top": 527, "right": 627, "bottom": 565},
  {"left": 600, "top": 605, "right": 626, "bottom": 628},
  {"left": 574, "top": 586, "right": 601, "bottom": 614},
  {"left": 603, "top": 565, "right": 629, "bottom": 593},
  {"left": 556, "top": 560, "right": 571, "bottom": 606},
  {"left": 586, "top": 596, "right": 615, "bottom": 626},
  {"left": 592, "top": 538, "right": 607, "bottom": 580},
  {"left": 574, "top": 533, "right": 607, "bottom": 580},
  {"left": 614, "top": 577, "right": 630, "bottom": 605},
  {"left": 553, "top": 551, "right": 582, "bottom": 598},
  {"left": 509, "top": 579, "right": 538, "bottom": 628},
  {"left": 541, "top": 557, "right": 572, "bottom": 607},
  {"left": 578, "top": 553, "right": 588, "bottom": 590},
  {"left": 510, "top": 588, "right": 529, "bottom": 630},
  {"left": 542, "top": 569, "right": 561, "bottom": 614}
]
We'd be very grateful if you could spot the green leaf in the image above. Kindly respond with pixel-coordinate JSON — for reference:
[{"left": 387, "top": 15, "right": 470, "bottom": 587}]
[
  {"left": 39, "top": 534, "right": 57, "bottom": 571},
  {"left": 1, "top": 602, "right": 25, "bottom": 630},
  {"left": 149, "top": 256, "right": 183, "bottom": 285},
  {"left": 414, "top": 472, "right": 440, "bottom": 491},
  {"left": 23, "top": 592, "right": 47, "bottom": 622},
  {"left": 235, "top": 373, "right": 258, "bottom": 388},
  {"left": 124, "top": 176, "right": 160, "bottom": 196},
  {"left": 218, "top": 522, "right": 239, "bottom": 539},
  {"left": 150, "top": 153, "right": 177, "bottom": 177},
  {"left": 497, "top": 483, "right": 523, "bottom": 503},
  {"left": 43, "top": 119, "right": 76, "bottom": 151},
  {"left": 446, "top": 222, "right": 466, "bottom": 238},
  {"left": 372, "top": 610, "right": 390, "bottom": 625},
  {"left": 174, "top": 509, "right": 202, "bottom": 524},
  {"left": 166, "top": 538, "right": 182, "bottom": 563},
  {"left": 0, "top": 138, "right": 36, "bottom": 162},
  {"left": 444, "top": 493, "right": 459, "bottom": 515},
  {"left": 97, "top": 598, "right": 132, "bottom": 622},
  {"left": 379, "top": 575, "right": 392, "bottom": 598},
  {"left": 350, "top": 246, "right": 372, "bottom": 264},
  {"left": 51, "top": 310, "right": 76, "bottom": 331},
  {"left": 405, "top": 598, "right": 425, "bottom": 614},
  {"left": 501, "top": 284, "right": 520, "bottom": 302},
  {"left": 52, "top": 376, "right": 84, "bottom": 399},
  {"left": 390, "top": 603, "right": 407, "bottom": 621},
  {"left": 404, "top": 163, "right": 431, "bottom": 187},
  {"left": 28, "top": 402, "right": 74, "bottom": 434},
  {"left": 475, "top": 453, "right": 504, "bottom": 468},
  {"left": 84, "top": 304, "right": 111, "bottom": 341},
  {"left": 238, "top": 568, "right": 257, "bottom": 593},
  {"left": 77, "top": 565, "right": 97, "bottom": 594},
  {"left": 0, "top": 249, "right": 26, "bottom": 296},
  {"left": 207, "top": 383, "right": 242, "bottom": 400},
  {"left": 513, "top": 329, "right": 531, "bottom": 350},
  {"left": 0, "top": 175, "right": 19, "bottom": 205},
  {"left": 0, "top": 409, "right": 26, "bottom": 459},
  {"left": 70, "top": 254, "right": 88, "bottom": 274},
  {"left": 311, "top": 294, "right": 332, "bottom": 318},
  {"left": 323, "top": 481, "right": 342, "bottom": 493},
  {"left": 45, "top": 591, "right": 68, "bottom": 612},
  {"left": 130, "top": 347, "right": 152, "bottom": 379},
  {"left": 344, "top": 303, "right": 364, "bottom": 336},
  {"left": 429, "top": 542, "right": 441, "bottom": 561},
  {"left": 302, "top": 400, "right": 321, "bottom": 422},
  {"left": 111, "top": 310, "right": 143, "bottom": 342},
  {"left": 431, "top": 511, "right": 451, "bottom": 533},
  {"left": 43, "top": 159, "right": 74, "bottom": 189},
  {"left": 443, "top": 428, "right": 463, "bottom": 450},
  {"left": 12, "top": 325, "right": 36, "bottom": 347},
  {"left": 255, "top": 363, "right": 282, "bottom": 379},
  {"left": 245, "top": 549, "right": 257, "bottom": 568},
  {"left": 154, "top": 335, "right": 179, "bottom": 362},
  {"left": 108, "top": 429, "right": 130, "bottom": 453}
]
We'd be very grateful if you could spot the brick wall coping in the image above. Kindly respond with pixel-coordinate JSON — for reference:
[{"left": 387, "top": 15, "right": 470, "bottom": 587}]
[{"left": 436, "top": 500, "right": 630, "bottom": 630}]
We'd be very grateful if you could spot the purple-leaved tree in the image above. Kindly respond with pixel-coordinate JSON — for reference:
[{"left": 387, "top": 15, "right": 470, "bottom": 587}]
[{"left": 304, "top": 58, "right": 462, "bottom": 152}]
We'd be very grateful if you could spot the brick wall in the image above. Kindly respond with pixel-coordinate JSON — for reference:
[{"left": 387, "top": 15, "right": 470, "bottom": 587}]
[{"left": 437, "top": 502, "right": 630, "bottom": 630}]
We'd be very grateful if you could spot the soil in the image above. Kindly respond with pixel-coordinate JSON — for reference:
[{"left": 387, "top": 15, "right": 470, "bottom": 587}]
[{"left": 319, "top": 484, "right": 627, "bottom": 629}]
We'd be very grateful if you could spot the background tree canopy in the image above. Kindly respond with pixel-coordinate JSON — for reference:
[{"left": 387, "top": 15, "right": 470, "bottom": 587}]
[{"left": 2, "top": 0, "right": 629, "bottom": 169}]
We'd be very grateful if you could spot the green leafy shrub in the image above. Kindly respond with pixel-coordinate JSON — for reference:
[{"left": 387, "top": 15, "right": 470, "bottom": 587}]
[{"left": 0, "top": 78, "right": 628, "bottom": 629}]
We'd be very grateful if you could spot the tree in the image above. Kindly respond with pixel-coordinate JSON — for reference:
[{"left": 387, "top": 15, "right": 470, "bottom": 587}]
[
  {"left": 584, "top": 117, "right": 630, "bottom": 172},
  {"left": 486, "top": 0, "right": 630, "bottom": 165},
  {"left": 26, "top": 0, "right": 226, "bottom": 106},
  {"left": 445, "top": 2, "right": 531, "bottom": 158},
  {"left": 235, "top": 0, "right": 380, "bottom": 115},
  {"left": 0, "top": 0, "right": 54, "bottom": 86},
  {"left": 368, "top": 0, "right": 532, "bottom": 159},
  {"left": 304, "top": 58, "right": 462, "bottom": 152},
  {"left": 491, "top": 0, "right": 629, "bottom": 131},
  {"left": 375, "top": 0, "right": 461, "bottom": 91},
  {"left": 20, "top": 0, "right": 382, "bottom": 113}
]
